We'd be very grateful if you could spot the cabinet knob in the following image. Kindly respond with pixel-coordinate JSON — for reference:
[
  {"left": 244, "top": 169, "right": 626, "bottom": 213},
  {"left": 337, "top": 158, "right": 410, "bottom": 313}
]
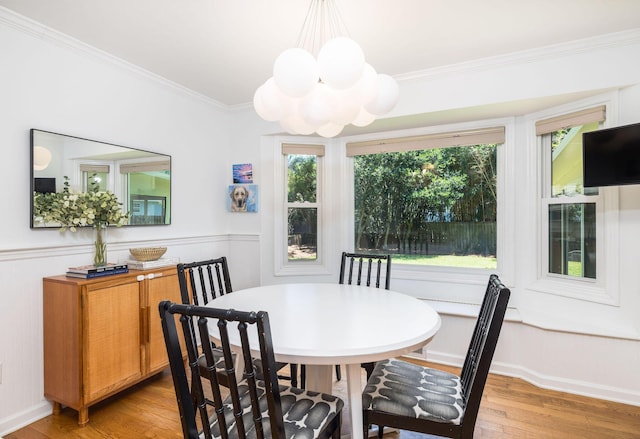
[{"left": 136, "top": 275, "right": 145, "bottom": 282}]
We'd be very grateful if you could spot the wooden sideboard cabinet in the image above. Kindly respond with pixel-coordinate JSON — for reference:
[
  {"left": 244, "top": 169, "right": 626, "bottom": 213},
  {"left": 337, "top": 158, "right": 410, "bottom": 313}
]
[{"left": 43, "top": 266, "right": 181, "bottom": 425}]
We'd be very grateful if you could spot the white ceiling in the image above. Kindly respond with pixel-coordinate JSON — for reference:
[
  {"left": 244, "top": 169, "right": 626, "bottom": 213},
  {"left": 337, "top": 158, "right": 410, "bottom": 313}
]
[{"left": 2, "top": 0, "right": 640, "bottom": 132}]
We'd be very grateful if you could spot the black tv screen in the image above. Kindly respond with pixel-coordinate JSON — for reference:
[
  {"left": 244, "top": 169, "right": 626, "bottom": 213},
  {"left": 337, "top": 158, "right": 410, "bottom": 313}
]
[{"left": 583, "top": 122, "right": 640, "bottom": 188}]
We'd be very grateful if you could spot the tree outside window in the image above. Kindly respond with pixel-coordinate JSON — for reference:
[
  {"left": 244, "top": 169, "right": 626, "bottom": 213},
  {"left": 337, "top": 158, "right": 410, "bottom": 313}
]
[
  {"left": 353, "top": 144, "right": 497, "bottom": 268},
  {"left": 287, "top": 154, "right": 318, "bottom": 261}
]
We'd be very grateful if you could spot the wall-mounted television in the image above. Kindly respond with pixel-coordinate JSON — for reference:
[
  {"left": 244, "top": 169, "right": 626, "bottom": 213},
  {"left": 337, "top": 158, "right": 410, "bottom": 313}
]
[{"left": 583, "top": 122, "right": 640, "bottom": 188}]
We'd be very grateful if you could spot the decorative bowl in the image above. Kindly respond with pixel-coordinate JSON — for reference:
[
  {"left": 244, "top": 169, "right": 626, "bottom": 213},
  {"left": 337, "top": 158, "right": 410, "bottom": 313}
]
[{"left": 129, "top": 247, "right": 167, "bottom": 261}]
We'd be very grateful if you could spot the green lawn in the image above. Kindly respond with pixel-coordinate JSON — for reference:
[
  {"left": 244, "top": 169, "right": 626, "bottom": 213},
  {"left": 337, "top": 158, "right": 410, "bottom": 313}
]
[
  {"left": 392, "top": 254, "right": 497, "bottom": 269},
  {"left": 568, "top": 261, "right": 582, "bottom": 277}
]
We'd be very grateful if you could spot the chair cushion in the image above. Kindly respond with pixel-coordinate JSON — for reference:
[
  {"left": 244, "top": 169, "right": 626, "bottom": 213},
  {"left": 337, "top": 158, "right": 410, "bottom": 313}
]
[
  {"left": 362, "top": 358, "right": 465, "bottom": 425},
  {"left": 207, "top": 382, "right": 344, "bottom": 439}
]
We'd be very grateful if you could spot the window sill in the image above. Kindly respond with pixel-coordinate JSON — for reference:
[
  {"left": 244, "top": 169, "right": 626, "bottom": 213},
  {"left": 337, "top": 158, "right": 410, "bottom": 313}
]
[
  {"left": 425, "top": 299, "right": 522, "bottom": 323},
  {"left": 424, "top": 298, "right": 639, "bottom": 341}
]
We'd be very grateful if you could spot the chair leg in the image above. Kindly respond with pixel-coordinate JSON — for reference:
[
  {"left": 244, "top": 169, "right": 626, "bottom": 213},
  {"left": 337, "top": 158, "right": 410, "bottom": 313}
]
[
  {"left": 300, "top": 364, "right": 306, "bottom": 389},
  {"left": 290, "top": 363, "right": 298, "bottom": 388},
  {"left": 363, "top": 362, "right": 375, "bottom": 381},
  {"left": 335, "top": 364, "right": 341, "bottom": 381},
  {"left": 333, "top": 415, "right": 342, "bottom": 439}
]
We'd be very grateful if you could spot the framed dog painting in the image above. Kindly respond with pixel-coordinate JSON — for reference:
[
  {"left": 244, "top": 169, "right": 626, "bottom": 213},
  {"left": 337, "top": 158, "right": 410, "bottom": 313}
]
[{"left": 227, "top": 184, "right": 258, "bottom": 212}]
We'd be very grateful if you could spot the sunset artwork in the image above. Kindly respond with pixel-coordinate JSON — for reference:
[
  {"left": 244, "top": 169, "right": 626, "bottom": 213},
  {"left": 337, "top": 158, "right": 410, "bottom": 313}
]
[{"left": 233, "top": 163, "right": 253, "bottom": 183}]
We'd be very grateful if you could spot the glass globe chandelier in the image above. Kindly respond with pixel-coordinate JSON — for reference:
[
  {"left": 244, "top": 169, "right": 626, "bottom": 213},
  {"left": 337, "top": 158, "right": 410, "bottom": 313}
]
[
  {"left": 253, "top": 0, "right": 399, "bottom": 138},
  {"left": 33, "top": 146, "right": 52, "bottom": 170}
]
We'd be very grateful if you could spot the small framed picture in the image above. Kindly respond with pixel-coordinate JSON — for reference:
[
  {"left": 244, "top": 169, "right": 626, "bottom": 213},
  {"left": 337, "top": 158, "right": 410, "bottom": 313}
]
[
  {"left": 228, "top": 184, "right": 258, "bottom": 212},
  {"left": 233, "top": 163, "right": 253, "bottom": 183}
]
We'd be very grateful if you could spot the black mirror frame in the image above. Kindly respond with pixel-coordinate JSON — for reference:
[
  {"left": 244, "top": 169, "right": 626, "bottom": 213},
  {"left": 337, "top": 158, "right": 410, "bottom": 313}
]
[{"left": 30, "top": 129, "right": 172, "bottom": 229}]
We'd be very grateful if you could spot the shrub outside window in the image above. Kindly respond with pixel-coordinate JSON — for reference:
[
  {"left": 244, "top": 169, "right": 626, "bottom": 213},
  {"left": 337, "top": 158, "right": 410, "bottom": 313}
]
[
  {"left": 284, "top": 144, "right": 324, "bottom": 262},
  {"left": 348, "top": 127, "right": 504, "bottom": 269}
]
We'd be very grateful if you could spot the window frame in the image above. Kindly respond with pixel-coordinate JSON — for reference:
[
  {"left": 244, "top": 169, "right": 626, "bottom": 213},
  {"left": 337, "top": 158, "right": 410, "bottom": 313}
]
[
  {"left": 532, "top": 101, "right": 620, "bottom": 305},
  {"left": 342, "top": 119, "right": 514, "bottom": 292},
  {"left": 540, "top": 125, "right": 600, "bottom": 281},
  {"left": 273, "top": 141, "right": 329, "bottom": 276}
]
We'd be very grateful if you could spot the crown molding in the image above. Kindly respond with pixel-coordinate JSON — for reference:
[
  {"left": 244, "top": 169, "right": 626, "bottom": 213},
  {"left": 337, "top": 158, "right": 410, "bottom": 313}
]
[
  {"left": 0, "top": 6, "right": 227, "bottom": 110},
  {"left": 395, "top": 28, "right": 640, "bottom": 83}
]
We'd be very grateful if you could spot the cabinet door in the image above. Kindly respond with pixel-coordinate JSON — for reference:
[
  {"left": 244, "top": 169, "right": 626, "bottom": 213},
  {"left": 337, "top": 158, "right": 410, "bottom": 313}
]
[
  {"left": 146, "top": 270, "right": 182, "bottom": 373},
  {"left": 83, "top": 280, "right": 143, "bottom": 403}
]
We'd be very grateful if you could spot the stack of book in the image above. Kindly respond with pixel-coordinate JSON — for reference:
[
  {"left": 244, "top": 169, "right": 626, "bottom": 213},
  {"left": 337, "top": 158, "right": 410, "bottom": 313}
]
[
  {"left": 66, "top": 262, "right": 129, "bottom": 279},
  {"left": 121, "top": 256, "right": 179, "bottom": 270}
]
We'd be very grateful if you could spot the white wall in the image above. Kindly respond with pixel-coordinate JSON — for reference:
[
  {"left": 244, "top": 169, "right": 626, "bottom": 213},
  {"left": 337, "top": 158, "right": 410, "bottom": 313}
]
[
  {"left": 0, "top": 10, "right": 241, "bottom": 433},
  {"left": 2, "top": 8, "right": 640, "bottom": 435}
]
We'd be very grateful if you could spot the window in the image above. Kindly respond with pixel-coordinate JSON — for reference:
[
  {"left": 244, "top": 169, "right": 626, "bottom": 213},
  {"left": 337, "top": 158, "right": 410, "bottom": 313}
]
[
  {"left": 120, "top": 160, "right": 171, "bottom": 224},
  {"left": 283, "top": 143, "right": 324, "bottom": 262},
  {"left": 129, "top": 195, "right": 167, "bottom": 225},
  {"left": 537, "top": 107, "right": 605, "bottom": 281},
  {"left": 80, "top": 164, "right": 109, "bottom": 192},
  {"left": 346, "top": 127, "right": 504, "bottom": 269}
]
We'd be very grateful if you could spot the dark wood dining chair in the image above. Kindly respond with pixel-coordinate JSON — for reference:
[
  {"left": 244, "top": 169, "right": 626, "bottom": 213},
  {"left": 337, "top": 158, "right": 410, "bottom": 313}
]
[
  {"left": 338, "top": 252, "right": 392, "bottom": 380},
  {"left": 159, "top": 300, "right": 344, "bottom": 439},
  {"left": 339, "top": 251, "right": 392, "bottom": 290},
  {"left": 362, "top": 274, "right": 510, "bottom": 439},
  {"left": 177, "top": 257, "right": 232, "bottom": 306},
  {"left": 177, "top": 257, "right": 298, "bottom": 387},
  {"left": 300, "top": 251, "right": 392, "bottom": 388}
]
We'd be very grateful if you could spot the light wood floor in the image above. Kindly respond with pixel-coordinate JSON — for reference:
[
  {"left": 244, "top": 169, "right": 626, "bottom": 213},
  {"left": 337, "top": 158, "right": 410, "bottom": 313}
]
[{"left": 6, "top": 360, "right": 640, "bottom": 439}]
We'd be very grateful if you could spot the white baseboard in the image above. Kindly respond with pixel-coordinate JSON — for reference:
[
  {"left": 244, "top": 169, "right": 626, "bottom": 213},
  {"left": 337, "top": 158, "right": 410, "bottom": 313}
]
[
  {"left": 423, "top": 350, "right": 640, "bottom": 407},
  {"left": 0, "top": 401, "right": 51, "bottom": 437}
]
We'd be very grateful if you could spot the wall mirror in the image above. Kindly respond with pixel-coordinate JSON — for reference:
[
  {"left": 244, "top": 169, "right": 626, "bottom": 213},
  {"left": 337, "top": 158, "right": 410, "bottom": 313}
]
[{"left": 31, "top": 129, "right": 171, "bottom": 228}]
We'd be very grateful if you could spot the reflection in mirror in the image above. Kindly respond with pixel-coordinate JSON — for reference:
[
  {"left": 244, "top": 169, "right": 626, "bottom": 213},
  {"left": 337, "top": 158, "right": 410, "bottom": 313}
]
[{"left": 31, "top": 129, "right": 171, "bottom": 228}]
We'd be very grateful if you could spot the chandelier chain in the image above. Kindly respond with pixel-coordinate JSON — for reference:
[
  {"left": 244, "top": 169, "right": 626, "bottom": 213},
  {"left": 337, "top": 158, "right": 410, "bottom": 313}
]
[{"left": 296, "top": 0, "right": 350, "bottom": 56}]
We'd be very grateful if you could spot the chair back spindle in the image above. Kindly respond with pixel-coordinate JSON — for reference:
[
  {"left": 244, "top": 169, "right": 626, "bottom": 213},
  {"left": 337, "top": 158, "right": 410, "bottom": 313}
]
[
  {"left": 339, "top": 252, "right": 391, "bottom": 290},
  {"left": 177, "top": 257, "right": 232, "bottom": 306}
]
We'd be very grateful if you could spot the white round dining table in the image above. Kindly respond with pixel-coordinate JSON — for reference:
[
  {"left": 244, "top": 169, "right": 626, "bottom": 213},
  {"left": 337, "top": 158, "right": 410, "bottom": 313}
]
[{"left": 205, "top": 283, "right": 441, "bottom": 439}]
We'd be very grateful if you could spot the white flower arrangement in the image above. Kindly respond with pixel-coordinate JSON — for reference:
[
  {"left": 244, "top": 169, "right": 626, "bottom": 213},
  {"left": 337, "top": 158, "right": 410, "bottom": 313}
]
[{"left": 33, "top": 176, "right": 129, "bottom": 231}]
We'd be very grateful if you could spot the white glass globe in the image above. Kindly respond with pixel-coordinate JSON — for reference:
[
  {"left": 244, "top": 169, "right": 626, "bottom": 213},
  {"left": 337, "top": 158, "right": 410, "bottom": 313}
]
[
  {"left": 352, "top": 108, "right": 377, "bottom": 127},
  {"left": 364, "top": 74, "right": 399, "bottom": 115},
  {"left": 281, "top": 113, "right": 317, "bottom": 135},
  {"left": 316, "top": 122, "right": 344, "bottom": 138},
  {"left": 33, "top": 146, "right": 52, "bottom": 171},
  {"left": 330, "top": 88, "right": 361, "bottom": 125},
  {"left": 354, "top": 63, "right": 379, "bottom": 106},
  {"left": 317, "top": 37, "right": 365, "bottom": 89},
  {"left": 273, "top": 48, "right": 319, "bottom": 98},
  {"left": 254, "top": 77, "right": 293, "bottom": 121},
  {"left": 301, "top": 83, "right": 333, "bottom": 127},
  {"left": 253, "top": 82, "right": 278, "bottom": 121}
]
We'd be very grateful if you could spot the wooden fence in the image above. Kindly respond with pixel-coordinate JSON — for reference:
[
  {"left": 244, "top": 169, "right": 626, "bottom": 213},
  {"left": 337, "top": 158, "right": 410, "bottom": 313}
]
[{"left": 357, "top": 222, "right": 496, "bottom": 257}]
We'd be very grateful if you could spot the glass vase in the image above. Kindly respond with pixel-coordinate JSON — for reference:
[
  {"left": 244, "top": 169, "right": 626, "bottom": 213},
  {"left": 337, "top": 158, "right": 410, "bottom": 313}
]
[{"left": 93, "top": 223, "right": 108, "bottom": 266}]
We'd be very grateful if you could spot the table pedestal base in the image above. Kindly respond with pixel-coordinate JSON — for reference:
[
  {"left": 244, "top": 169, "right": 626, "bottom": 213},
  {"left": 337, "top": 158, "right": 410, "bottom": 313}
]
[
  {"left": 305, "top": 364, "right": 366, "bottom": 439},
  {"left": 304, "top": 364, "right": 334, "bottom": 394}
]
